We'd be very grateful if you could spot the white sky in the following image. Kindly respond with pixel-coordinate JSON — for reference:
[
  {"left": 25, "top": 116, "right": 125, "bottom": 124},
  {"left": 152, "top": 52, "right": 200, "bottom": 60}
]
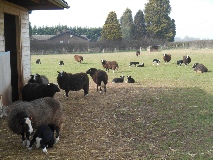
[{"left": 29, "top": 0, "right": 213, "bottom": 39}]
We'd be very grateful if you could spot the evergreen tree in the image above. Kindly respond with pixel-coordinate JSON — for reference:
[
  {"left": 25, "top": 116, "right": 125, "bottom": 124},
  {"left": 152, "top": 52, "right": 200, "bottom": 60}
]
[
  {"left": 133, "top": 10, "right": 146, "bottom": 40},
  {"left": 120, "top": 8, "right": 134, "bottom": 41},
  {"left": 100, "top": 11, "right": 122, "bottom": 41},
  {"left": 144, "top": 0, "right": 176, "bottom": 41}
]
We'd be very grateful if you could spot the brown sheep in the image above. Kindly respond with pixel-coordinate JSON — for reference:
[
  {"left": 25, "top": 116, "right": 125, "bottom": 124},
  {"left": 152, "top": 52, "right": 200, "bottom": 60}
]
[
  {"left": 101, "top": 59, "right": 119, "bottom": 73},
  {"left": 163, "top": 53, "right": 171, "bottom": 63},
  {"left": 74, "top": 55, "right": 83, "bottom": 63}
]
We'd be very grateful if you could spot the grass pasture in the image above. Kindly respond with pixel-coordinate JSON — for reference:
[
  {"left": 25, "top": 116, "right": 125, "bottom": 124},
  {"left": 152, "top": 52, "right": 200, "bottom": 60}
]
[{"left": 1, "top": 49, "right": 213, "bottom": 159}]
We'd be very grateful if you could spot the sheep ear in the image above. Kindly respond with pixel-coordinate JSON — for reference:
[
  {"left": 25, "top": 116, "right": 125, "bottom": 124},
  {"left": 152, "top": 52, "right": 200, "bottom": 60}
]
[{"left": 57, "top": 71, "right": 60, "bottom": 73}]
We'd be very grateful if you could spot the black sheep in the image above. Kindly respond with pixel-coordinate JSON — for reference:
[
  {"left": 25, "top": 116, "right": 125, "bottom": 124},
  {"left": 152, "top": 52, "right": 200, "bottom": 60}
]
[
  {"left": 153, "top": 59, "right": 160, "bottom": 65},
  {"left": 22, "top": 83, "right": 60, "bottom": 101},
  {"left": 163, "top": 53, "right": 171, "bottom": 63},
  {"left": 36, "top": 59, "right": 41, "bottom": 64},
  {"left": 28, "top": 124, "right": 55, "bottom": 153},
  {"left": 59, "top": 60, "right": 64, "bottom": 65},
  {"left": 183, "top": 55, "right": 191, "bottom": 66},
  {"left": 86, "top": 68, "right": 108, "bottom": 93},
  {"left": 112, "top": 76, "right": 125, "bottom": 83},
  {"left": 28, "top": 74, "right": 49, "bottom": 85},
  {"left": 129, "top": 62, "right": 139, "bottom": 67},
  {"left": 57, "top": 71, "right": 89, "bottom": 97},
  {"left": 126, "top": 76, "right": 135, "bottom": 83}
]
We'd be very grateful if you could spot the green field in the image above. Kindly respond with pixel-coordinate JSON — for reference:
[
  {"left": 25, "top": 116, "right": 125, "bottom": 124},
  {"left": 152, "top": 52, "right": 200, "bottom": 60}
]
[{"left": 1, "top": 49, "right": 212, "bottom": 159}]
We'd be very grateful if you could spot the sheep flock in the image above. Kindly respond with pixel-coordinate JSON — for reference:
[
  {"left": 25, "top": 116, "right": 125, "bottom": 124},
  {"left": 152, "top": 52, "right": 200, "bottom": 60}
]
[{"left": 0, "top": 51, "right": 209, "bottom": 156}]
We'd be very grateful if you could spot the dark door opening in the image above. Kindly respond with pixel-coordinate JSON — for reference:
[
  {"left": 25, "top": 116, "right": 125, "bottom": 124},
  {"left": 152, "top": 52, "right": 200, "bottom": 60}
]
[{"left": 4, "top": 13, "right": 19, "bottom": 102}]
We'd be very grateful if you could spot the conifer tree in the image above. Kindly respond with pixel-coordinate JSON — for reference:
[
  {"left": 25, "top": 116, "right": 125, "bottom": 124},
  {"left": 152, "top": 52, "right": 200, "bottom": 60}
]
[
  {"left": 120, "top": 8, "right": 134, "bottom": 41},
  {"left": 134, "top": 10, "right": 146, "bottom": 40},
  {"left": 144, "top": 0, "right": 176, "bottom": 41},
  {"left": 100, "top": 11, "right": 122, "bottom": 41}
]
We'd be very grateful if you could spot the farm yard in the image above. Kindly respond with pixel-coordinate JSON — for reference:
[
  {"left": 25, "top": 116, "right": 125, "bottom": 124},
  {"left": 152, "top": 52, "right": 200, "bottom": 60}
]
[{"left": 1, "top": 49, "right": 213, "bottom": 159}]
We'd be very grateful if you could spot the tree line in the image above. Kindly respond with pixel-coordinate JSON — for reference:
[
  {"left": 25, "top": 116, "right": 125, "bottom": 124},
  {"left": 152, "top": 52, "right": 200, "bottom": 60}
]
[{"left": 30, "top": 0, "right": 175, "bottom": 43}]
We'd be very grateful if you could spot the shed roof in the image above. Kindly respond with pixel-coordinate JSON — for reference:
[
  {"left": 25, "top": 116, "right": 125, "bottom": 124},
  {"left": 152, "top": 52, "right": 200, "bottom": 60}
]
[{"left": 4, "top": 0, "right": 69, "bottom": 10}]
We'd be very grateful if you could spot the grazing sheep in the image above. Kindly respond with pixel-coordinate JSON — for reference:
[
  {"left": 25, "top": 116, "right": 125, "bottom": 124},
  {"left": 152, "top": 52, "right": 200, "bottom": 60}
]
[
  {"left": 57, "top": 71, "right": 89, "bottom": 97},
  {"left": 22, "top": 83, "right": 60, "bottom": 101},
  {"left": 183, "top": 55, "right": 191, "bottom": 66},
  {"left": 59, "top": 60, "right": 64, "bottom": 65},
  {"left": 153, "top": 59, "right": 160, "bottom": 65},
  {"left": 137, "top": 63, "right": 145, "bottom": 67},
  {"left": 126, "top": 76, "right": 135, "bottom": 83},
  {"left": 177, "top": 60, "right": 183, "bottom": 66},
  {"left": 112, "top": 76, "right": 125, "bottom": 83},
  {"left": 36, "top": 59, "right": 41, "bottom": 64},
  {"left": 8, "top": 97, "right": 64, "bottom": 147},
  {"left": 163, "top": 53, "right": 171, "bottom": 63},
  {"left": 136, "top": 50, "right": 140, "bottom": 57},
  {"left": 74, "top": 55, "right": 83, "bottom": 63},
  {"left": 129, "top": 62, "right": 139, "bottom": 67},
  {"left": 101, "top": 59, "right": 119, "bottom": 73},
  {"left": 28, "top": 124, "right": 55, "bottom": 153},
  {"left": 86, "top": 68, "right": 108, "bottom": 93},
  {"left": 193, "top": 63, "right": 208, "bottom": 73},
  {"left": 28, "top": 74, "right": 49, "bottom": 85}
]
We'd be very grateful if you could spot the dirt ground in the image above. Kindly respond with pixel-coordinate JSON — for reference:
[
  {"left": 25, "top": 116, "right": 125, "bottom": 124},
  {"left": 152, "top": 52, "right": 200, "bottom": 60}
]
[{"left": 0, "top": 82, "right": 206, "bottom": 159}]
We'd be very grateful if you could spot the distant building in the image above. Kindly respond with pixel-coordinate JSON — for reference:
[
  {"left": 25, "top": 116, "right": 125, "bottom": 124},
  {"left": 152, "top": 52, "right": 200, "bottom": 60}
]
[{"left": 147, "top": 45, "right": 161, "bottom": 52}]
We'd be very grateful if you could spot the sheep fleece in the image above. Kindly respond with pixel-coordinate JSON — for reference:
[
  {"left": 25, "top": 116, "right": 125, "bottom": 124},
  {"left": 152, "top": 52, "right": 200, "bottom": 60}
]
[{"left": 8, "top": 97, "right": 63, "bottom": 135}]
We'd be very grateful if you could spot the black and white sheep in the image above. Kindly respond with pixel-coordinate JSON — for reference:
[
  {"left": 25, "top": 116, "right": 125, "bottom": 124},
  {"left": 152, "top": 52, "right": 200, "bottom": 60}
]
[
  {"left": 153, "top": 59, "right": 160, "bottom": 65},
  {"left": 112, "top": 75, "right": 125, "bottom": 83},
  {"left": 101, "top": 59, "right": 119, "bottom": 73},
  {"left": 28, "top": 74, "right": 49, "bottom": 85},
  {"left": 137, "top": 63, "right": 145, "bottom": 67},
  {"left": 136, "top": 50, "right": 140, "bottom": 57},
  {"left": 28, "top": 124, "right": 55, "bottom": 153},
  {"left": 57, "top": 71, "right": 89, "bottom": 97},
  {"left": 163, "top": 53, "right": 171, "bottom": 63},
  {"left": 86, "top": 68, "right": 108, "bottom": 93},
  {"left": 126, "top": 76, "right": 135, "bottom": 83},
  {"left": 74, "top": 55, "right": 83, "bottom": 63},
  {"left": 177, "top": 60, "right": 183, "bottom": 66},
  {"left": 7, "top": 97, "right": 64, "bottom": 147},
  {"left": 129, "top": 62, "right": 139, "bottom": 67},
  {"left": 22, "top": 83, "right": 60, "bottom": 101},
  {"left": 183, "top": 55, "right": 191, "bottom": 66},
  {"left": 193, "top": 63, "right": 208, "bottom": 73},
  {"left": 36, "top": 59, "right": 41, "bottom": 64},
  {"left": 59, "top": 60, "right": 64, "bottom": 65}
]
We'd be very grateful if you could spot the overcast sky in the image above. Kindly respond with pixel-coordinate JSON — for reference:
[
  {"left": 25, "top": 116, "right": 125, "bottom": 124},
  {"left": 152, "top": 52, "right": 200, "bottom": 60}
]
[{"left": 29, "top": 0, "right": 213, "bottom": 40}]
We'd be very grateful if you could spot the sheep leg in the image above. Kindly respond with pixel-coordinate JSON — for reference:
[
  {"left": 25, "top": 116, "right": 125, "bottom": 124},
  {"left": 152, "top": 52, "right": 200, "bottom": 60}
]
[
  {"left": 55, "top": 127, "right": 60, "bottom": 143},
  {"left": 104, "top": 84, "right": 106, "bottom": 93},
  {"left": 21, "top": 132, "right": 26, "bottom": 145},
  {"left": 40, "top": 140, "right": 48, "bottom": 153},
  {"left": 65, "top": 90, "right": 69, "bottom": 97}
]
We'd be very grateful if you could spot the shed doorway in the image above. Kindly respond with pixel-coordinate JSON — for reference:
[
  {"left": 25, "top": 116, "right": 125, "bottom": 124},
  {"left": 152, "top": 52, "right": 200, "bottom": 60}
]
[{"left": 4, "top": 13, "right": 19, "bottom": 102}]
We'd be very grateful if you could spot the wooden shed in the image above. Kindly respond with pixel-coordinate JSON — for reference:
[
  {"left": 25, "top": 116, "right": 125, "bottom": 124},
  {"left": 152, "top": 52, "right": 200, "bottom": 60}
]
[
  {"left": 147, "top": 45, "right": 161, "bottom": 52},
  {"left": 0, "top": 0, "right": 69, "bottom": 105}
]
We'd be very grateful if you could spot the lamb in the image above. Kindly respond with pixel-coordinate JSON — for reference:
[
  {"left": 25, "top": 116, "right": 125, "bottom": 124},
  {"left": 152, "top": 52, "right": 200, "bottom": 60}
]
[
  {"left": 22, "top": 83, "right": 60, "bottom": 101},
  {"left": 57, "top": 71, "right": 89, "bottom": 97},
  {"left": 74, "top": 55, "right": 83, "bottom": 63},
  {"left": 28, "top": 124, "right": 55, "bottom": 153},
  {"left": 7, "top": 97, "right": 64, "bottom": 147},
  {"left": 136, "top": 50, "right": 140, "bottom": 57},
  {"left": 86, "top": 68, "right": 108, "bottom": 93},
  {"left": 101, "top": 59, "right": 119, "bottom": 73},
  {"left": 183, "top": 55, "right": 191, "bottom": 66},
  {"left": 153, "top": 59, "right": 160, "bottom": 65},
  {"left": 36, "top": 59, "right": 41, "bottom": 64},
  {"left": 28, "top": 74, "right": 49, "bottom": 85},
  {"left": 129, "top": 62, "right": 139, "bottom": 67},
  {"left": 137, "top": 63, "right": 145, "bottom": 67},
  {"left": 59, "top": 60, "right": 64, "bottom": 65},
  {"left": 126, "top": 76, "right": 135, "bottom": 83},
  {"left": 112, "top": 75, "right": 125, "bottom": 83},
  {"left": 163, "top": 53, "right": 171, "bottom": 63},
  {"left": 193, "top": 63, "right": 208, "bottom": 73},
  {"left": 177, "top": 60, "right": 183, "bottom": 66}
]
